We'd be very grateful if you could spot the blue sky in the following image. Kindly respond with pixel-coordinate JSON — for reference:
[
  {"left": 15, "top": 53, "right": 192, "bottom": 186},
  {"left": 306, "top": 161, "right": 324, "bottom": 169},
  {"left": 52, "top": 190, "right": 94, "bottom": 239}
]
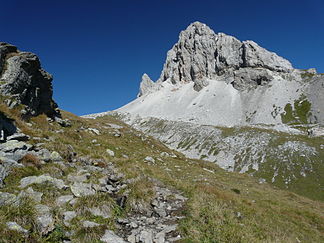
[{"left": 1, "top": 0, "right": 323, "bottom": 115}]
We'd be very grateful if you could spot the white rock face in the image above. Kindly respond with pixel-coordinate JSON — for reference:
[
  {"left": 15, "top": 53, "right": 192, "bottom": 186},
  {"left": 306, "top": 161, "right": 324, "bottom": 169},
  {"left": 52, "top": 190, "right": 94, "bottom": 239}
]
[
  {"left": 241, "top": 41, "right": 293, "bottom": 72},
  {"left": 155, "top": 21, "right": 292, "bottom": 90}
]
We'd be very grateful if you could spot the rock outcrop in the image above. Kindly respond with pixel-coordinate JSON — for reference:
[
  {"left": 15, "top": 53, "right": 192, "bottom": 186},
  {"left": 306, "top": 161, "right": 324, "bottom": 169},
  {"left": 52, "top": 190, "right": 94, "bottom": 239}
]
[
  {"left": 138, "top": 73, "right": 156, "bottom": 97},
  {"left": 0, "top": 42, "right": 59, "bottom": 118}
]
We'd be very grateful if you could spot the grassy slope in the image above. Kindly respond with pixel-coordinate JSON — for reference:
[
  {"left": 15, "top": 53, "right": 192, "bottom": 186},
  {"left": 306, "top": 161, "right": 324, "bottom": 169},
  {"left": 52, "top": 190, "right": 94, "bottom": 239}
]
[
  {"left": 1, "top": 107, "right": 324, "bottom": 242},
  {"left": 136, "top": 117, "right": 324, "bottom": 202},
  {"left": 220, "top": 126, "right": 324, "bottom": 201}
]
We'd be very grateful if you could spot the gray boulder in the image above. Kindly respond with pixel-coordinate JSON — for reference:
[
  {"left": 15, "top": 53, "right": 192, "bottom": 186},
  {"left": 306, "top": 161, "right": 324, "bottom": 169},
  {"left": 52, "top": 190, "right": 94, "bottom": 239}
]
[
  {"left": 18, "top": 187, "right": 43, "bottom": 203},
  {"left": 19, "top": 175, "right": 67, "bottom": 189},
  {"left": 56, "top": 195, "right": 74, "bottom": 207},
  {"left": 70, "top": 182, "right": 95, "bottom": 197},
  {"left": 35, "top": 204, "right": 54, "bottom": 235},
  {"left": 0, "top": 140, "right": 32, "bottom": 153},
  {"left": 63, "top": 211, "right": 77, "bottom": 226},
  {"left": 88, "top": 204, "right": 111, "bottom": 219},
  {"left": 6, "top": 221, "right": 28, "bottom": 234},
  {"left": 101, "top": 230, "right": 127, "bottom": 243},
  {"left": 6, "top": 133, "right": 30, "bottom": 142}
]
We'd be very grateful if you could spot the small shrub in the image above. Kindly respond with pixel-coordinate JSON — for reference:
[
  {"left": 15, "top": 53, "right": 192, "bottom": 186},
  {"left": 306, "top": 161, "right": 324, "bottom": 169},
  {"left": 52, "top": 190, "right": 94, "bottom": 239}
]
[
  {"left": 231, "top": 188, "right": 241, "bottom": 194},
  {"left": 19, "top": 153, "right": 42, "bottom": 169},
  {"left": 73, "top": 224, "right": 106, "bottom": 243}
]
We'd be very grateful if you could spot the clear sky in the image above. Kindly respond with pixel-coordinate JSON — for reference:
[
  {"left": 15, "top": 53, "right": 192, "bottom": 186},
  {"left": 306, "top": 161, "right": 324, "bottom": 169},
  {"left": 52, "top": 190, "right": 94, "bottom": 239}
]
[{"left": 1, "top": 0, "right": 323, "bottom": 115}]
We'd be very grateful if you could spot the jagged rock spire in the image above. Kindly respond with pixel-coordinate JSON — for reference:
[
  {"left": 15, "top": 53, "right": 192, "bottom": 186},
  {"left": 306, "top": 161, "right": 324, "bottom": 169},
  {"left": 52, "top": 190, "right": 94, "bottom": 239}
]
[{"left": 138, "top": 73, "right": 156, "bottom": 97}]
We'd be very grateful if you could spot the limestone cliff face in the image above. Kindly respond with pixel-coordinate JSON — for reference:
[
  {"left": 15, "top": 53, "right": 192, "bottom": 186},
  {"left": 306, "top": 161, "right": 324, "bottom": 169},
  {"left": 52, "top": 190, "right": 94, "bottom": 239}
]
[
  {"left": 0, "top": 42, "right": 59, "bottom": 118},
  {"left": 138, "top": 21, "right": 293, "bottom": 95}
]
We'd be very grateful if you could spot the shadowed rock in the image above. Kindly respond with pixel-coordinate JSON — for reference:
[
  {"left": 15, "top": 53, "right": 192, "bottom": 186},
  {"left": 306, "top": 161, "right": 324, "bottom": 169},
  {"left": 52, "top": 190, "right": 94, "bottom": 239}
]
[{"left": 0, "top": 42, "right": 60, "bottom": 118}]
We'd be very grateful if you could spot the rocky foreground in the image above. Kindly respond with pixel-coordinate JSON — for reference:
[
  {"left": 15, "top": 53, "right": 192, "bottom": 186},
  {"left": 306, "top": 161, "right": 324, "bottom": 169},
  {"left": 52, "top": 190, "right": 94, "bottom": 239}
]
[{"left": 0, "top": 117, "right": 187, "bottom": 242}]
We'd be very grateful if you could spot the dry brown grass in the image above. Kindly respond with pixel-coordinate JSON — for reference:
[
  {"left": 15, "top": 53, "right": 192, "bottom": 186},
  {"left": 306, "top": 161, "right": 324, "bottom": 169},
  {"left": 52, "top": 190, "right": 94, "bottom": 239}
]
[{"left": 19, "top": 153, "right": 42, "bottom": 169}]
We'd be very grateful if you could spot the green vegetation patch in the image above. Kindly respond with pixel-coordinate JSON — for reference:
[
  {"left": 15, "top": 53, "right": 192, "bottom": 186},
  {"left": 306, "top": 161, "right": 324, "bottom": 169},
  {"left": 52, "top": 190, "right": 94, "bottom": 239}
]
[{"left": 281, "top": 95, "right": 312, "bottom": 124}]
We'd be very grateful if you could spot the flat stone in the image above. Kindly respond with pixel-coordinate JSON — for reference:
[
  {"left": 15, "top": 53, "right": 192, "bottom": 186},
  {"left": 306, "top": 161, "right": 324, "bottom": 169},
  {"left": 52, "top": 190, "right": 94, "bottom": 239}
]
[
  {"left": 0, "top": 192, "right": 17, "bottom": 206},
  {"left": 106, "top": 123, "right": 123, "bottom": 129},
  {"left": 50, "top": 151, "right": 62, "bottom": 161},
  {"left": 127, "top": 233, "right": 136, "bottom": 243},
  {"left": 154, "top": 231, "right": 165, "bottom": 243},
  {"left": 0, "top": 140, "right": 32, "bottom": 153},
  {"left": 7, "top": 133, "right": 30, "bottom": 142},
  {"left": 63, "top": 211, "right": 77, "bottom": 226},
  {"left": 35, "top": 148, "right": 51, "bottom": 162},
  {"left": 154, "top": 207, "right": 167, "bottom": 218},
  {"left": 139, "top": 230, "right": 154, "bottom": 243},
  {"left": 8, "top": 149, "right": 29, "bottom": 161},
  {"left": 160, "top": 152, "right": 170, "bottom": 157},
  {"left": 106, "top": 149, "right": 115, "bottom": 157},
  {"left": 19, "top": 175, "right": 67, "bottom": 189},
  {"left": 101, "top": 230, "right": 127, "bottom": 243},
  {"left": 144, "top": 156, "right": 155, "bottom": 163},
  {"left": 70, "top": 182, "right": 95, "bottom": 197},
  {"left": 88, "top": 204, "right": 111, "bottom": 219},
  {"left": 88, "top": 128, "right": 100, "bottom": 135},
  {"left": 18, "top": 187, "right": 43, "bottom": 203},
  {"left": 35, "top": 204, "right": 54, "bottom": 235},
  {"left": 6, "top": 221, "right": 28, "bottom": 233},
  {"left": 82, "top": 220, "right": 100, "bottom": 228},
  {"left": 56, "top": 195, "right": 74, "bottom": 206},
  {"left": 67, "top": 173, "right": 90, "bottom": 183}
]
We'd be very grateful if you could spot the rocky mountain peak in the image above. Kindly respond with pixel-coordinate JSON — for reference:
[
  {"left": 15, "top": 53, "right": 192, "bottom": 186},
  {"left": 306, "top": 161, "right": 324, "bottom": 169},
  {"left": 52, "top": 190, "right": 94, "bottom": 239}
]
[
  {"left": 179, "top": 21, "right": 216, "bottom": 39},
  {"left": 139, "top": 22, "right": 293, "bottom": 94}
]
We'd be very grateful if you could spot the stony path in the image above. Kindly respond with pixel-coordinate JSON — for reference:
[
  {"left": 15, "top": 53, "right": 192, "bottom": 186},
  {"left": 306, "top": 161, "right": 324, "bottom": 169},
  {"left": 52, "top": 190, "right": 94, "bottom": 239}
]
[
  {"left": 117, "top": 182, "right": 187, "bottom": 243},
  {"left": 0, "top": 133, "right": 187, "bottom": 242}
]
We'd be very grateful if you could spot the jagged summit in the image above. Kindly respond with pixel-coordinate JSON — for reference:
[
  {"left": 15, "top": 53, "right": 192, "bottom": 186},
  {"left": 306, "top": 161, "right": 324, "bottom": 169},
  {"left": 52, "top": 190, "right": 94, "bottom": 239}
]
[
  {"left": 138, "top": 22, "right": 293, "bottom": 96},
  {"left": 180, "top": 21, "right": 216, "bottom": 38}
]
